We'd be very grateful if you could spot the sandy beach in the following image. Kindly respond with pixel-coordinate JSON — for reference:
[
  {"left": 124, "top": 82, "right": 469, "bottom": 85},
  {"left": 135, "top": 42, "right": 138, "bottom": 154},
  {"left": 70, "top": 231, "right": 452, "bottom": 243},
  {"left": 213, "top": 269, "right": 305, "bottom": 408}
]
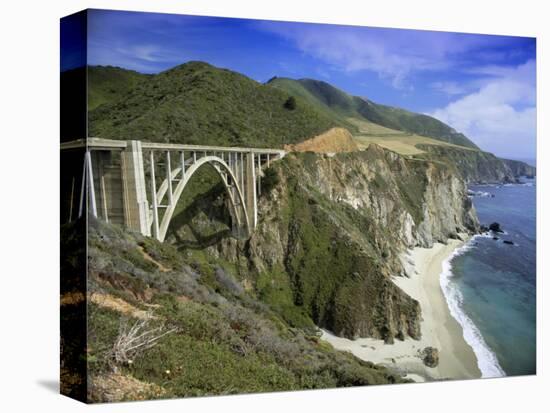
[{"left": 321, "top": 239, "right": 481, "bottom": 382}]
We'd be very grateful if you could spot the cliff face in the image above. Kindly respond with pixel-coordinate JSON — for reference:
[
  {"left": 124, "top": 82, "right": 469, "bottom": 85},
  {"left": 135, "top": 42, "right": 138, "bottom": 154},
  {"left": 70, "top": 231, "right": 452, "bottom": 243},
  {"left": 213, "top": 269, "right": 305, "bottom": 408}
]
[
  {"left": 501, "top": 158, "right": 536, "bottom": 177},
  {"left": 416, "top": 145, "right": 536, "bottom": 183},
  {"left": 185, "top": 144, "right": 478, "bottom": 343}
]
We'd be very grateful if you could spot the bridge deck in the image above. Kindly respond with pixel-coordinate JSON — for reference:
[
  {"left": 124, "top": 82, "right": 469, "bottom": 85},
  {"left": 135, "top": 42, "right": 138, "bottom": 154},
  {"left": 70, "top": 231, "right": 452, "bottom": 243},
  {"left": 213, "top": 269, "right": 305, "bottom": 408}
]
[{"left": 61, "top": 138, "right": 286, "bottom": 157}]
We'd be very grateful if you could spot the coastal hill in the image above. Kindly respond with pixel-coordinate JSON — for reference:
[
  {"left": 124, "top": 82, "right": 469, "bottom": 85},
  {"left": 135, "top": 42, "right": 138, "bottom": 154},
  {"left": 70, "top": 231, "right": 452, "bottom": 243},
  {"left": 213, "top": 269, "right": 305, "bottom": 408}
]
[
  {"left": 88, "top": 62, "right": 338, "bottom": 148},
  {"left": 62, "top": 61, "right": 534, "bottom": 399},
  {"left": 84, "top": 62, "right": 534, "bottom": 183},
  {"left": 267, "top": 77, "right": 479, "bottom": 149}
]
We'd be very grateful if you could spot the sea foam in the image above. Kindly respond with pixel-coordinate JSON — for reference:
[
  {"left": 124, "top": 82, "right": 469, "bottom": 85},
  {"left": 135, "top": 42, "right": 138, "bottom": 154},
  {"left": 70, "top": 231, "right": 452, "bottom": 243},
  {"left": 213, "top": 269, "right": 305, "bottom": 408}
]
[{"left": 440, "top": 237, "right": 506, "bottom": 378}]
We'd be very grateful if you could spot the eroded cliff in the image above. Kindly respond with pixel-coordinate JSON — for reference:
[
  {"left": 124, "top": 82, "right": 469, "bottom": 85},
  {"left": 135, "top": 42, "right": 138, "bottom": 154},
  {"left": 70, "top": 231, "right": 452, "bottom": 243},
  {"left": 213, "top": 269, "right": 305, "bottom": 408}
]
[{"left": 170, "top": 144, "right": 479, "bottom": 343}]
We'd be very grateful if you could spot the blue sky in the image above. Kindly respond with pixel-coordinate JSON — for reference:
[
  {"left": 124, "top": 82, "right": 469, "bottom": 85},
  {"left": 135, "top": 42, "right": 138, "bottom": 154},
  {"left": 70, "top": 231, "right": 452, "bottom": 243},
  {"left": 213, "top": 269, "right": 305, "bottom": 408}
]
[{"left": 65, "top": 9, "right": 536, "bottom": 160}]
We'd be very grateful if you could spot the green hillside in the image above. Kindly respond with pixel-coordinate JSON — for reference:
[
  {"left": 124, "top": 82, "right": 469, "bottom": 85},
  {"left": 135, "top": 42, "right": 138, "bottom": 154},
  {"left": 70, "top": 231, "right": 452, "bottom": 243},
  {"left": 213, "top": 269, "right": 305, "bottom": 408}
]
[
  {"left": 267, "top": 77, "right": 479, "bottom": 149},
  {"left": 88, "top": 62, "right": 338, "bottom": 148},
  {"left": 87, "top": 66, "right": 149, "bottom": 110},
  {"left": 265, "top": 77, "right": 359, "bottom": 131}
]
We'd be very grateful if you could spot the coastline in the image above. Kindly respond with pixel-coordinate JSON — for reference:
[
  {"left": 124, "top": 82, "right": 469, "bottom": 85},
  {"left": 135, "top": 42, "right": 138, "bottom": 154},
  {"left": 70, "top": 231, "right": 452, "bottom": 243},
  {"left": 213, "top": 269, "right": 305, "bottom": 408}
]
[{"left": 321, "top": 238, "right": 482, "bottom": 382}]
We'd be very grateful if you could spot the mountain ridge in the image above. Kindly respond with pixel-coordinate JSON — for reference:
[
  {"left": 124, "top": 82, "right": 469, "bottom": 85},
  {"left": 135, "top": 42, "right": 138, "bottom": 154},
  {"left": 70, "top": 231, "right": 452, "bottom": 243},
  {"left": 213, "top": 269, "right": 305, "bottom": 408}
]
[{"left": 77, "top": 62, "right": 534, "bottom": 180}]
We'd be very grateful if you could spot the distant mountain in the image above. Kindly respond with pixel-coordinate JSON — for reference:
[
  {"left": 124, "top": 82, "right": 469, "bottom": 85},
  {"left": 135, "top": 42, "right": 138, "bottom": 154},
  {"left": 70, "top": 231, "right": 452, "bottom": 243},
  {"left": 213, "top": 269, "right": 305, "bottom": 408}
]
[
  {"left": 501, "top": 158, "right": 536, "bottom": 177},
  {"left": 267, "top": 77, "right": 479, "bottom": 150},
  {"left": 88, "top": 62, "right": 338, "bottom": 148}
]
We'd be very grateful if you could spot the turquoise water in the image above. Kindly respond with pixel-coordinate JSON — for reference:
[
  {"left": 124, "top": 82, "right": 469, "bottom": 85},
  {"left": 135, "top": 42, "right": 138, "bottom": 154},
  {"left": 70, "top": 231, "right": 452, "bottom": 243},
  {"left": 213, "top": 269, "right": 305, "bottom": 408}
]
[{"left": 443, "top": 178, "right": 536, "bottom": 377}]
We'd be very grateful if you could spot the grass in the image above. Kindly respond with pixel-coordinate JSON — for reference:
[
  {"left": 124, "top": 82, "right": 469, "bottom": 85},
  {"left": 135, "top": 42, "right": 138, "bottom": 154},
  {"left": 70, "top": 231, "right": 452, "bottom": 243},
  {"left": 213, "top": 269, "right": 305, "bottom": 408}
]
[{"left": 350, "top": 118, "right": 479, "bottom": 156}]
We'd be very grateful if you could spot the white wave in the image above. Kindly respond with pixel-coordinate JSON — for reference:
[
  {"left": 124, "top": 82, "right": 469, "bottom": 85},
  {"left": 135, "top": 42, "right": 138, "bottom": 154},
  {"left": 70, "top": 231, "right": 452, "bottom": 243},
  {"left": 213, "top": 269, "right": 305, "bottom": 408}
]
[
  {"left": 440, "top": 240, "right": 506, "bottom": 378},
  {"left": 467, "top": 190, "right": 493, "bottom": 198}
]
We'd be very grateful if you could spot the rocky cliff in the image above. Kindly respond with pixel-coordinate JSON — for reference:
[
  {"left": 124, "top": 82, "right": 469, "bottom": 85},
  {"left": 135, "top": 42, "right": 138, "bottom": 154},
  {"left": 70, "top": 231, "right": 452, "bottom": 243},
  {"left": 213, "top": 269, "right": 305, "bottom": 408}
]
[
  {"left": 416, "top": 144, "right": 536, "bottom": 183},
  {"left": 169, "top": 144, "right": 479, "bottom": 343},
  {"left": 501, "top": 158, "right": 536, "bottom": 177}
]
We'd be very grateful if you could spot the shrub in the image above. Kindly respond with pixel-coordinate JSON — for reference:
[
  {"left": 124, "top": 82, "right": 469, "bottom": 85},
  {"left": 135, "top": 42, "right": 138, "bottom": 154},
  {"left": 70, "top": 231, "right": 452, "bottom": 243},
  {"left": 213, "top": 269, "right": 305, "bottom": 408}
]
[
  {"left": 283, "top": 96, "right": 297, "bottom": 110},
  {"left": 108, "top": 315, "right": 177, "bottom": 367},
  {"left": 261, "top": 167, "right": 280, "bottom": 195}
]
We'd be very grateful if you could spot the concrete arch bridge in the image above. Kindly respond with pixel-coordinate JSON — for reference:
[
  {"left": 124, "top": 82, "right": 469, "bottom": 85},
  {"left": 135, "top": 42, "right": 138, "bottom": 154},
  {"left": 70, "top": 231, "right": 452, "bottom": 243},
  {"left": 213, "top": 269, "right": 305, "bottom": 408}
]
[{"left": 61, "top": 138, "right": 285, "bottom": 241}]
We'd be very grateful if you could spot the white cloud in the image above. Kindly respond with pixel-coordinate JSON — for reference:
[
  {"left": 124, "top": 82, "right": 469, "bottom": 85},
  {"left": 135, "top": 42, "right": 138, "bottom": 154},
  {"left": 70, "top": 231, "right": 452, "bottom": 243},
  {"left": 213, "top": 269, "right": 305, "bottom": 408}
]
[
  {"left": 429, "top": 60, "right": 536, "bottom": 159},
  {"left": 430, "top": 81, "right": 467, "bottom": 96},
  {"left": 257, "top": 22, "right": 498, "bottom": 90}
]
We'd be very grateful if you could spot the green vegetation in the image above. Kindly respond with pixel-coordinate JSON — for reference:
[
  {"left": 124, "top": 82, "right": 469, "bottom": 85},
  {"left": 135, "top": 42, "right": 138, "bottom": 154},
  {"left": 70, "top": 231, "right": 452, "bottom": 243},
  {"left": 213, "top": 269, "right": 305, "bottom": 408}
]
[
  {"left": 261, "top": 167, "right": 280, "bottom": 196},
  {"left": 283, "top": 96, "right": 297, "bottom": 110},
  {"left": 87, "top": 66, "right": 149, "bottom": 110},
  {"left": 268, "top": 77, "right": 479, "bottom": 149},
  {"left": 84, "top": 218, "right": 404, "bottom": 402},
  {"left": 88, "top": 62, "right": 338, "bottom": 148}
]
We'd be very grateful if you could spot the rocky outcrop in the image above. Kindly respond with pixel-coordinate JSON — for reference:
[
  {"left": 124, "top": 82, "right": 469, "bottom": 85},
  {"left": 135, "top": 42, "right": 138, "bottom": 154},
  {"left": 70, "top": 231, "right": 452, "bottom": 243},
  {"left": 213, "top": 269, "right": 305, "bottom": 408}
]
[
  {"left": 420, "top": 347, "right": 439, "bottom": 368},
  {"left": 283, "top": 127, "right": 359, "bottom": 153}
]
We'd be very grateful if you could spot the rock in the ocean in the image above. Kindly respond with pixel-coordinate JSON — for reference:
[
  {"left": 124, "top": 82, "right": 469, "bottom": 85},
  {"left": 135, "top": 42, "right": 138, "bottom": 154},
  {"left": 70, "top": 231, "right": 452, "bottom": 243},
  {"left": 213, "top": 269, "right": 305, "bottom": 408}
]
[
  {"left": 421, "top": 347, "right": 439, "bottom": 368},
  {"left": 489, "top": 222, "right": 503, "bottom": 233},
  {"left": 503, "top": 240, "right": 515, "bottom": 245}
]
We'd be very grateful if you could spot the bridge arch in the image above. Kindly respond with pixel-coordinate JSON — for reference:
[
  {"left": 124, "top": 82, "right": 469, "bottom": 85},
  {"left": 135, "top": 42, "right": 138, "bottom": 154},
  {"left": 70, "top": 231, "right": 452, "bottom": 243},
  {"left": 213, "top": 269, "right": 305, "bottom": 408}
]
[{"left": 152, "top": 155, "right": 251, "bottom": 243}]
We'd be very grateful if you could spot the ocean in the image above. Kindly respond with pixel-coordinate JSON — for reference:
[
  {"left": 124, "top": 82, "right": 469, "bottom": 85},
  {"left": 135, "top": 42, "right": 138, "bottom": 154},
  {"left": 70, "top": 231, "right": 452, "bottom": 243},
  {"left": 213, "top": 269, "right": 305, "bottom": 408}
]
[{"left": 441, "top": 178, "right": 536, "bottom": 378}]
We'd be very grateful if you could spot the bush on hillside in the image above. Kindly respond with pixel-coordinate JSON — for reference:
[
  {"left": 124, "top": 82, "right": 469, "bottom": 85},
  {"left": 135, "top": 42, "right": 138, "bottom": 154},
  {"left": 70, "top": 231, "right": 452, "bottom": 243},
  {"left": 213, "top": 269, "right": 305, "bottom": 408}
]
[
  {"left": 261, "top": 167, "right": 280, "bottom": 196},
  {"left": 284, "top": 96, "right": 297, "bottom": 110}
]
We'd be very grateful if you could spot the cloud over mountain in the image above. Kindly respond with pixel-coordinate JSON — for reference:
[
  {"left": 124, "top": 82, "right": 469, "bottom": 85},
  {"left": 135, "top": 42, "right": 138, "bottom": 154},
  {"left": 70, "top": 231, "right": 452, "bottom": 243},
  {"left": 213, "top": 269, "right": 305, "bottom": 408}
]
[{"left": 430, "top": 60, "right": 536, "bottom": 158}]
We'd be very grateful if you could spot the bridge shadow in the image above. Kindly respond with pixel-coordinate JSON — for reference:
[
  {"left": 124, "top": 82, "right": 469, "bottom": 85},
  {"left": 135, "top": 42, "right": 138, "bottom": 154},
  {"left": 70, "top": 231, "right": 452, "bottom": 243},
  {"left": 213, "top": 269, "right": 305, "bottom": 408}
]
[{"left": 166, "top": 182, "right": 233, "bottom": 250}]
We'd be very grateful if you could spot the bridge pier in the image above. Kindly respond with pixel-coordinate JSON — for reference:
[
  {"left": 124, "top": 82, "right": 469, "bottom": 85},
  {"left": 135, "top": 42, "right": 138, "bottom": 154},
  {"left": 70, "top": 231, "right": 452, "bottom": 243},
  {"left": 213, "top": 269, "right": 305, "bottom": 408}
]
[
  {"left": 245, "top": 152, "right": 258, "bottom": 229},
  {"left": 121, "top": 141, "right": 150, "bottom": 236}
]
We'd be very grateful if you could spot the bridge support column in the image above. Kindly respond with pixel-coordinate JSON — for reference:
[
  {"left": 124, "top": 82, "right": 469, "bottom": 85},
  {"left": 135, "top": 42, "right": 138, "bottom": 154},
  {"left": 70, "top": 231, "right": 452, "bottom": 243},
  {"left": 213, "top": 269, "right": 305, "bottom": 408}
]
[
  {"left": 121, "top": 140, "right": 150, "bottom": 236},
  {"left": 245, "top": 152, "right": 258, "bottom": 230}
]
